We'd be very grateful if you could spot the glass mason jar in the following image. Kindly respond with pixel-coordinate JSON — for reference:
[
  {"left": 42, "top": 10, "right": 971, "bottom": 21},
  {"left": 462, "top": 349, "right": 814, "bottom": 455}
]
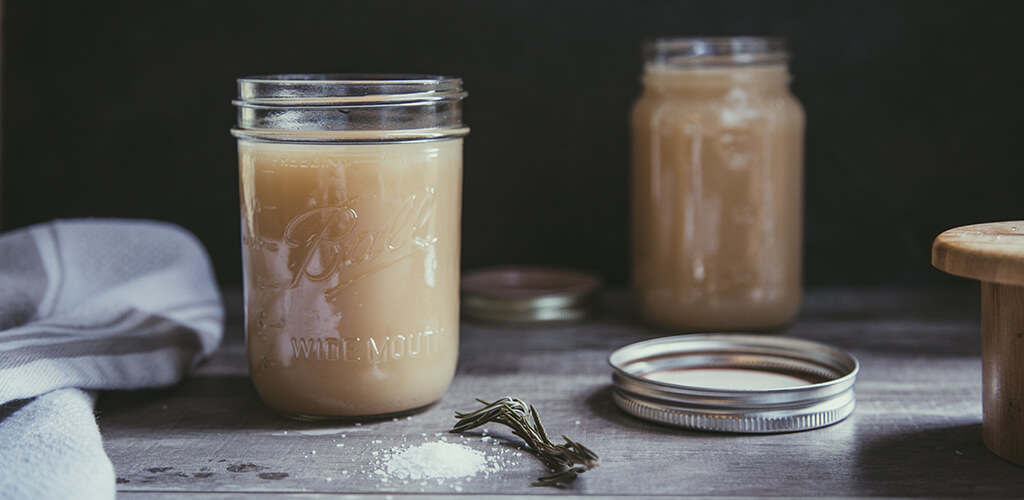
[
  {"left": 631, "top": 38, "right": 805, "bottom": 331},
  {"left": 232, "top": 74, "right": 467, "bottom": 419}
]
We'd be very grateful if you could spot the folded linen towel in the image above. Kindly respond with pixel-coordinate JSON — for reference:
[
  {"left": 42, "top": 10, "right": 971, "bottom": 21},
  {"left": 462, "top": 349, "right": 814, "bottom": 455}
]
[{"left": 0, "top": 219, "right": 223, "bottom": 500}]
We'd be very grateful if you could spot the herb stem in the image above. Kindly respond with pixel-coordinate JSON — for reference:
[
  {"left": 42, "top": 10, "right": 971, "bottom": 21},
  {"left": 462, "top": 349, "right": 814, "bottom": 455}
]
[{"left": 451, "top": 396, "right": 600, "bottom": 487}]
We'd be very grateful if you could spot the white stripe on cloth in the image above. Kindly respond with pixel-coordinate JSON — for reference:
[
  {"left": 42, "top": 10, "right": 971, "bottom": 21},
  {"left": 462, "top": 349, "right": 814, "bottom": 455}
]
[{"left": 0, "top": 219, "right": 224, "bottom": 500}]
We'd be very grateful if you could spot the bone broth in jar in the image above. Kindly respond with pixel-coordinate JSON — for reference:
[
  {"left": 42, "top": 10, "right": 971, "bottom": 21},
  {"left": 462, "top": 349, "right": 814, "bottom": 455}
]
[
  {"left": 632, "top": 38, "right": 805, "bottom": 331},
  {"left": 232, "top": 75, "right": 467, "bottom": 419}
]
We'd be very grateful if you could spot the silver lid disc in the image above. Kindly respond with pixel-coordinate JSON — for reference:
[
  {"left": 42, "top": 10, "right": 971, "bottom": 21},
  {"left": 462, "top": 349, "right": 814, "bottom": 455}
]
[
  {"left": 461, "top": 267, "right": 601, "bottom": 324},
  {"left": 609, "top": 334, "right": 860, "bottom": 433}
]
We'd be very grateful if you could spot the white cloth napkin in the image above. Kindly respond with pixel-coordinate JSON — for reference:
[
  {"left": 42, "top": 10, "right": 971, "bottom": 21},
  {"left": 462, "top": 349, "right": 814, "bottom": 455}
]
[{"left": 0, "top": 219, "right": 223, "bottom": 500}]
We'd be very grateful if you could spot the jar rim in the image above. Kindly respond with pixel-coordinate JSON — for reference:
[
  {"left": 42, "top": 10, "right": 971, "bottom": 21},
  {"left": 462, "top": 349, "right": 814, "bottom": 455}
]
[
  {"left": 233, "top": 73, "right": 468, "bottom": 143},
  {"left": 238, "top": 73, "right": 460, "bottom": 85},
  {"left": 645, "top": 37, "right": 789, "bottom": 67},
  {"left": 235, "top": 74, "right": 466, "bottom": 107}
]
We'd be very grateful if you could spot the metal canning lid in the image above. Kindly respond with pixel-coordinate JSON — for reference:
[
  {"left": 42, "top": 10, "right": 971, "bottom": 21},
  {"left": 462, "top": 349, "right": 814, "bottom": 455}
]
[
  {"left": 609, "top": 334, "right": 859, "bottom": 433},
  {"left": 461, "top": 267, "right": 601, "bottom": 324}
]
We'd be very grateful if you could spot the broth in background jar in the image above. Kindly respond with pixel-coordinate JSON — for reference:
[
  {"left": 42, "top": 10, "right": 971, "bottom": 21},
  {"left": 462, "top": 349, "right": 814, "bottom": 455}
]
[
  {"left": 233, "top": 75, "right": 467, "bottom": 419},
  {"left": 631, "top": 38, "right": 805, "bottom": 331}
]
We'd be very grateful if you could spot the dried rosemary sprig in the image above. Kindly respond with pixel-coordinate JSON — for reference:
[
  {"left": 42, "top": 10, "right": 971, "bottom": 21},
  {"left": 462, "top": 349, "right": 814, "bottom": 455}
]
[{"left": 451, "top": 396, "right": 600, "bottom": 487}]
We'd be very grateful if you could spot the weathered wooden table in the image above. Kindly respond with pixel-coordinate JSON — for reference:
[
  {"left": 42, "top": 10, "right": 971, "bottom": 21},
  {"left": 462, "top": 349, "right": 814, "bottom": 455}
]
[{"left": 100, "top": 287, "right": 1024, "bottom": 498}]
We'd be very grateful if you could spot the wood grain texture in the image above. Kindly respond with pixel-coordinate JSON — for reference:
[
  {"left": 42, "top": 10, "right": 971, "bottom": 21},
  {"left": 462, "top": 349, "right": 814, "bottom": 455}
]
[
  {"left": 981, "top": 282, "right": 1024, "bottom": 465},
  {"left": 97, "top": 287, "right": 1024, "bottom": 498},
  {"left": 932, "top": 221, "right": 1024, "bottom": 286}
]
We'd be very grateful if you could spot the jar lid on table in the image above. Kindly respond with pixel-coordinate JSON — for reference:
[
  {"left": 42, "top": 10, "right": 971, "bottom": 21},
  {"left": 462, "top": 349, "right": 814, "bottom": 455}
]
[
  {"left": 609, "top": 334, "right": 860, "bottom": 433},
  {"left": 461, "top": 267, "right": 601, "bottom": 324}
]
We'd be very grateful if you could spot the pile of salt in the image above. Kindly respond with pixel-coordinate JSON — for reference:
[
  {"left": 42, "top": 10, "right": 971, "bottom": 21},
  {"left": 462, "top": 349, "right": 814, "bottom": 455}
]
[{"left": 383, "top": 442, "right": 486, "bottom": 480}]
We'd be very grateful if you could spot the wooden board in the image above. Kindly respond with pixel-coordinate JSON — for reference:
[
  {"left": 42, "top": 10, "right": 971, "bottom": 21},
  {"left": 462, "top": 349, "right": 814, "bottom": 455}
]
[{"left": 98, "top": 287, "right": 1024, "bottom": 498}]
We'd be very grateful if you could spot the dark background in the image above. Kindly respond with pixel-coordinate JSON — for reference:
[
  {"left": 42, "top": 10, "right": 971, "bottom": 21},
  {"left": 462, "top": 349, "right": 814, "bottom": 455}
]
[{"left": 1, "top": 1, "right": 1021, "bottom": 287}]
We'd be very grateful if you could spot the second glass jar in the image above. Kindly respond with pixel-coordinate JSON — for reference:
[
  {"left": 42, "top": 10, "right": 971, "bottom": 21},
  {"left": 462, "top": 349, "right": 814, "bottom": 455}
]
[{"left": 631, "top": 38, "right": 805, "bottom": 331}]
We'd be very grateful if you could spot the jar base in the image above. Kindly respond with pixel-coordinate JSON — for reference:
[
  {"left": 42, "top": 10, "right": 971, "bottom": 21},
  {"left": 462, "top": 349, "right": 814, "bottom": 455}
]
[
  {"left": 274, "top": 401, "right": 438, "bottom": 423},
  {"left": 641, "top": 317, "right": 793, "bottom": 334},
  {"left": 634, "top": 294, "right": 802, "bottom": 333}
]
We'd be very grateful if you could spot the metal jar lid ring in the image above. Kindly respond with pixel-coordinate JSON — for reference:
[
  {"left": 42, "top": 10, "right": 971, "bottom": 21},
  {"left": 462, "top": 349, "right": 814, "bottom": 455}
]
[{"left": 609, "top": 334, "right": 860, "bottom": 434}]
